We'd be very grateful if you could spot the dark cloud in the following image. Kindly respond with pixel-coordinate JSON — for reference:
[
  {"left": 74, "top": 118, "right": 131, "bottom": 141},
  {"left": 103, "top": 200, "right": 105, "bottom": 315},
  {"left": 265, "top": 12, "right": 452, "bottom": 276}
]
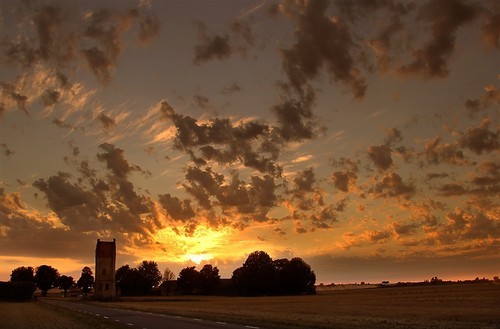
[
  {"left": 193, "top": 21, "right": 231, "bottom": 64},
  {"left": 437, "top": 160, "right": 500, "bottom": 198},
  {"left": 398, "top": 0, "right": 478, "bottom": 78},
  {"left": 464, "top": 85, "right": 500, "bottom": 116},
  {"left": 271, "top": 86, "right": 317, "bottom": 141},
  {"left": 160, "top": 100, "right": 282, "bottom": 176},
  {"left": 1, "top": 1, "right": 159, "bottom": 89},
  {"left": 181, "top": 166, "right": 277, "bottom": 224},
  {"left": 0, "top": 81, "right": 29, "bottom": 116},
  {"left": 368, "top": 145, "right": 393, "bottom": 170},
  {"left": 435, "top": 207, "right": 499, "bottom": 244},
  {"left": 134, "top": 3, "right": 160, "bottom": 44},
  {"left": 158, "top": 193, "right": 196, "bottom": 221},
  {"left": 0, "top": 143, "right": 14, "bottom": 157},
  {"left": 459, "top": 119, "right": 499, "bottom": 154},
  {"left": 370, "top": 172, "right": 416, "bottom": 199},
  {"left": 32, "top": 171, "right": 105, "bottom": 232},
  {"left": 221, "top": 82, "right": 243, "bottom": 95},
  {"left": 331, "top": 157, "right": 359, "bottom": 192},
  {"left": 277, "top": 0, "right": 366, "bottom": 99},
  {"left": 97, "top": 143, "right": 140, "bottom": 179},
  {"left": 423, "top": 137, "right": 466, "bottom": 165},
  {"left": 41, "top": 89, "right": 60, "bottom": 107},
  {"left": 97, "top": 112, "right": 116, "bottom": 130}
]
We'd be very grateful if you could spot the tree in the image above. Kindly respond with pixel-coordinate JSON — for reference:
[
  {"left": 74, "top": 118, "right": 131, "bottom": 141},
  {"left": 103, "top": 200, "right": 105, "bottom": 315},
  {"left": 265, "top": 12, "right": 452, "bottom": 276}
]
[
  {"left": 34, "top": 265, "right": 60, "bottom": 296},
  {"left": 199, "top": 264, "right": 220, "bottom": 293},
  {"left": 163, "top": 268, "right": 176, "bottom": 282},
  {"left": 137, "top": 260, "right": 162, "bottom": 291},
  {"left": 77, "top": 266, "right": 94, "bottom": 295},
  {"left": 58, "top": 275, "right": 75, "bottom": 297},
  {"left": 232, "top": 251, "right": 277, "bottom": 296},
  {"left": 177, "top": 266, "right": 199, "bottom": 294},
  {"left": 10, "top": 266, "right": 34, "bottom": 283},
  {"left": 8, "top": 266, "right": 35, "bottom": 300},
  {"left": 232, "top": 251, "right": 316, "bottom": 296},
  {"left": 278, "top": 257, "right": 316, "bottom": 295}
]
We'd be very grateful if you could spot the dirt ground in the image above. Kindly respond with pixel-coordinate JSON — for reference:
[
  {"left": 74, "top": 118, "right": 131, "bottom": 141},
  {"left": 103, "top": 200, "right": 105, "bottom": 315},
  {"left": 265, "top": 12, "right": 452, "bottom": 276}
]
[
  {"left": 93, "top": 283, "right": 500, "bottom": 329},
  {"left": 0, "top": 301, "right": 124, "bottom": 329}
]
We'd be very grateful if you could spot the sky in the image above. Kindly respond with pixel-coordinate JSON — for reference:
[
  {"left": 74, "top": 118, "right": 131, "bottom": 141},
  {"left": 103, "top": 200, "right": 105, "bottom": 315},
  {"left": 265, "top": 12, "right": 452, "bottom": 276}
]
[{"left": 0, "top": 0, "right": 498, "bottom": 284}]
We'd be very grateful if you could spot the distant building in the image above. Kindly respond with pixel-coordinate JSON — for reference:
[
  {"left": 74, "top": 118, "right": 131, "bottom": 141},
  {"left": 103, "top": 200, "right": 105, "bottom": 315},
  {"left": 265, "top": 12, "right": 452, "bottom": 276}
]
[{"left": 95, "top": 239, "right": 116, "bottom": 299}]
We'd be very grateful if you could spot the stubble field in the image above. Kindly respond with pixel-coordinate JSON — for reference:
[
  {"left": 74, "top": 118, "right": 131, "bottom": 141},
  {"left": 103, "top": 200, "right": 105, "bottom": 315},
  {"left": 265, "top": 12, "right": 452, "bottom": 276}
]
[{"left": 95, "top": 283, "right": 500, "bottom": 329}]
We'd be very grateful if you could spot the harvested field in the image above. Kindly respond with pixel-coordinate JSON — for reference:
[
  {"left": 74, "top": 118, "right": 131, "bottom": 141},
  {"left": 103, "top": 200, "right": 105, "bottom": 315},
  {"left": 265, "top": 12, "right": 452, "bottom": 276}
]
[
  {"left": 0, "top": 301, "right": 125, "bottom": 329},
  {"left": 91, "top": 283, "right": 500, "bottom": 329}
]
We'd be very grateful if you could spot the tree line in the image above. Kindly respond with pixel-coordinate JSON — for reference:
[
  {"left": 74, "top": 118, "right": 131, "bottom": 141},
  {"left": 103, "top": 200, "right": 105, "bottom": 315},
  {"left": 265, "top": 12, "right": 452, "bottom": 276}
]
[
  {"left": 1, "top": 250, "right": 315, "bottom": 300},
  {"left": 0, "top": 265, "right": 95, "bottom": 301}
]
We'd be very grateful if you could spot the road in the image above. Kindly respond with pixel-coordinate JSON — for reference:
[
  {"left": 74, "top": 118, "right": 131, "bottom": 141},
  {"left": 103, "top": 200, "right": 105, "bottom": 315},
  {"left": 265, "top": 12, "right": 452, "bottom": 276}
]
[{"left": 41, "top": 298, "right": 263, "bottom": 329}]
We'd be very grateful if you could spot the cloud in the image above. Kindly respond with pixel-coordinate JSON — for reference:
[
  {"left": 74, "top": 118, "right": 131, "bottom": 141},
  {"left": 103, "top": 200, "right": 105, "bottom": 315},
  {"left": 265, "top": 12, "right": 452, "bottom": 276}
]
[
  {"left": 158, "top": 193, "right": 196, "bottom": 221},
  {"left": 368, "top": 145, "right": 393, "bottom": 170},
  {"left": 271, "top": 87, "right": 317, "bottom": 141},
  {"left": 159, "top": 100, "right": 282, "bottom": 176},
  {"left": 464, "top": 84, "right": 500, "bottom": 117},
  {"left": 481, "top": 8, "right": 500, "bottom": 48},
  {"left": 437, "top": 160, "right": 499, "bottom": 197},
  {"left": 277, "top": 0, "right": 366, "bottom": 99},
  {"left": 423, "top": 137, "right": 466, "bottom": 165},
  {"left": 370, "top": 172, "right": 416, "bottom": 200},
  {"left": 1, "top": 1, "right": 160, "bottom": 89},
  {"left": 221, "top": 82, "right": 243, "bottom": 95},
  {"left": 459, "top": 118, "right": 499, "bottom": 154},
  {"left": 434, "top": 207, "right": 499, "bottom": 244},
  {"left": 398, "top": 0, "right": 478, "bottom": 78},
  {"left": 331, "top": 157, "right": 359, "bottom": 193},
  {"left": 97, "top": 112, "right": 116, "bottom": 130},
  {"left": 0, "top": 143, "right": 14, "bottom": 157},
  {"left": 193, "top": 21, "right": 232, "bottom": 64}
]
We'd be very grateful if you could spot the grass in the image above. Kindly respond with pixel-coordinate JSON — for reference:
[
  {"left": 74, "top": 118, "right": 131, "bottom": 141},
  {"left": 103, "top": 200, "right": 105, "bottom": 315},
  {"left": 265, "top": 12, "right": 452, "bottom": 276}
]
[
  {"left": 0, "top": 300, "right": 125, "bottom": 329},
  {"left": 89, "top": 283, "right": 500, "bottom": 329}
]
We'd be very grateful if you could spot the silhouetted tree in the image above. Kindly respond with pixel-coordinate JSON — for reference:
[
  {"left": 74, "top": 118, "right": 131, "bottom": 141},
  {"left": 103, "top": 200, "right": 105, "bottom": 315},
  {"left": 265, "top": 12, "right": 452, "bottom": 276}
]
[
  {"left": 116, "top": 262, "right": 160, "bottom": 296},
  {"left": 232, "top": 251, "right": 277, "bottom": 296},
  {"left": 138, "top": 260, "right": 162, "bottom": 291},
  {"left": 58, "top": 275, "right": 75, "bottom": 297},
  {"left": 278, "top": 257, "right": 316, "bottom": 295},
  {"left": 232, "top": 251, "right": 316, "bottom": 296},
  {"left": 177, "top": 266, "right": 200, "bottom": 294},
  {"left": 199, "top": 264, "right": 220, "bottom": 293},
  {"left": 8, "top": 266, "right": 35, "bottom": 300},
  {"left": 77, "top": 266, "right": 94, "bottom": 295},
  {"left": 10, "top": 266, "right": 34, "bottom": 283},
  {"left": 34, "top": 265, "right": 60, "bottom": 296},
  {"left": 163, "top": 268, "right": 176, "bottom": 282}
]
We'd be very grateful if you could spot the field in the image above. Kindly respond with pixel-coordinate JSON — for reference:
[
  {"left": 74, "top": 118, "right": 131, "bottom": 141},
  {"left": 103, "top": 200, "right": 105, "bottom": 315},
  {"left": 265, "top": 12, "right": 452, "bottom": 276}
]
[
  {"left": 0, "top": 300, "right": 124, "bottom": 329},
  {"left": 92, "top": 283, "right": 500, "bottom": 329}
]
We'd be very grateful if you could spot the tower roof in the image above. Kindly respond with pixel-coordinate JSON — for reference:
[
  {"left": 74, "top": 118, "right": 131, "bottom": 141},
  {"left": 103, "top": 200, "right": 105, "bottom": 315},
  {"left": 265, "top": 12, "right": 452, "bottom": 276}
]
[{"left": 96, "top": 239, "right": 116, "bottom": 257}]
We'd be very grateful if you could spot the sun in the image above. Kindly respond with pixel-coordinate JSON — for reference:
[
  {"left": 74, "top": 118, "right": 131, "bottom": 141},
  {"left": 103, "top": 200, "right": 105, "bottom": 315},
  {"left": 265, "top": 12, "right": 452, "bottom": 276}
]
[{"left": 186, "top": 253, "right": 213, "bottom": 265}]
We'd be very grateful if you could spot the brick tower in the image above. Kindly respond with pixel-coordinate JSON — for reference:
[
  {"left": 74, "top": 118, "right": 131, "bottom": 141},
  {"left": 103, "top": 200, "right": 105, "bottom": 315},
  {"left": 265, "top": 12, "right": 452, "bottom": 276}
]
[{"left": 95, "top": 239, "right": 116, "bottom": 299}]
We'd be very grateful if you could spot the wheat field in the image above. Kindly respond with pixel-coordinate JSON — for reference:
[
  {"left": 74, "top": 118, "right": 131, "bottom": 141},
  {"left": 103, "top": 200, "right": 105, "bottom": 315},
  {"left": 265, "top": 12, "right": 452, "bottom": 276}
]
[{"left": 95, "top": 283, "right": 500, "bottom": 329}]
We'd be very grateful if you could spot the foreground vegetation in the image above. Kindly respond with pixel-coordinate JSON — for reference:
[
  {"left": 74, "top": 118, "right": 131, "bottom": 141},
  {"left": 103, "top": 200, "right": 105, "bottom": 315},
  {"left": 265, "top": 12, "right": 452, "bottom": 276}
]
[
  {"left": 0, "top": 301, "right": 124, "bottom": 329},
  {"left": 91, "top": 283, "right": 499, "bottom": 329}
]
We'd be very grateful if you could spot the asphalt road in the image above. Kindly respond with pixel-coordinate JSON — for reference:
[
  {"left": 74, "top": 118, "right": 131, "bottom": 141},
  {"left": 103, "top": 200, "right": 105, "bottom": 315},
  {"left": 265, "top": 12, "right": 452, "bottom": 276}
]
[{"left": 41, "top": 298, "right": 263, "bottom": 329}]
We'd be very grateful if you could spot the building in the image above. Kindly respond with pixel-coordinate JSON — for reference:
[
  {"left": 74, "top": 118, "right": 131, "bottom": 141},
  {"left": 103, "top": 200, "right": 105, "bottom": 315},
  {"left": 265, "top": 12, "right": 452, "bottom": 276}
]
[{"left": 95, "top": 239, "right": 116, "bottom": 299}]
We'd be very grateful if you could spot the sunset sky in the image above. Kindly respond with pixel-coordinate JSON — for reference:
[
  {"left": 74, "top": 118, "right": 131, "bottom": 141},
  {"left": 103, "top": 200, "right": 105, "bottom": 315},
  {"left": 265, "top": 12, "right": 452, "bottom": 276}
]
[{"left": 0, "top": 0, "right": 498, "bottom": 284}]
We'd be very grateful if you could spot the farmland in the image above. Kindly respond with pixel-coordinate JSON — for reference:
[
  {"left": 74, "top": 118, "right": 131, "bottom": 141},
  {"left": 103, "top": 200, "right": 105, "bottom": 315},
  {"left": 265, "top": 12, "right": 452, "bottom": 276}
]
[
  {"left": 92, "top": 283, "right": 500, "bottom": 329},
  {"left": 0, "top": 300, "right": 124, "bottom": 329}
]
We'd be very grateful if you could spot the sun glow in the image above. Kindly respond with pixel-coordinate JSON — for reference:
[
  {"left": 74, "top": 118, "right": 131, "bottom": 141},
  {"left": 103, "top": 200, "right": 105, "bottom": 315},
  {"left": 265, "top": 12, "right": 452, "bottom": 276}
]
[
  {"left": 186, "top": 253, "right": 213, "bottom": 265},
  {"left": 153, "top": 224, "right": 234, "bottom": 264}
]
